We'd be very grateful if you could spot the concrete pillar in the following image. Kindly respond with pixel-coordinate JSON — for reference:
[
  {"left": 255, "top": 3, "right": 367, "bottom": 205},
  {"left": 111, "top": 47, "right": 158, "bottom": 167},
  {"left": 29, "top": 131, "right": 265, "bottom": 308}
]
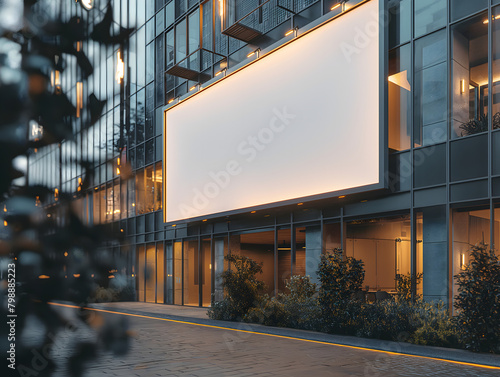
[
  {"left": 305, "top": 226, "right": 323, "bottom": 286},
  {"left": 213, "top": 239, "right": 225, "bottom": 302},
  {"left": 422, "top": 206, "right": 449, "bottom": 305}
]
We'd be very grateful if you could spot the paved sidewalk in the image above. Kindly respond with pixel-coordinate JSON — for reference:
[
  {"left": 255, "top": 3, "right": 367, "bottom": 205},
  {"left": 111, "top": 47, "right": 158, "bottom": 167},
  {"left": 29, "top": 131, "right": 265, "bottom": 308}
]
[
  {"left": 88, "top": 301, "right": 500, "bottom": 369},
  {"left": 18, "top": 301, "right": 500, "bottom": 377}
]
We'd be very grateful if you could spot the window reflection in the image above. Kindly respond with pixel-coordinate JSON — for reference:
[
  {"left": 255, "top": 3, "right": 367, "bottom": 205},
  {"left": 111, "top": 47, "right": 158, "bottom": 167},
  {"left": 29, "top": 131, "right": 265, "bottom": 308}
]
[
  {"left": 388, "top": 45, "right": 411, "bottom": 151},
  {"left": 451, "top": 13, "right": 489, "bottom": 138},
  {"left": 491, "top": 6, "right": 500, "bottom": 129},
  {"left": 414, "top": 30, "right": 447, "bottom": 147}
]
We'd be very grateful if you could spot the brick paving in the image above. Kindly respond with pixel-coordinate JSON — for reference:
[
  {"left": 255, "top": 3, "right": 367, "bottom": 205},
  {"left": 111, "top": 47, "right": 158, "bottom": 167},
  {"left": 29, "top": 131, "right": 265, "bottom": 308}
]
[{"left": 16, "top": 303, "right": 500, "bottom": 377}]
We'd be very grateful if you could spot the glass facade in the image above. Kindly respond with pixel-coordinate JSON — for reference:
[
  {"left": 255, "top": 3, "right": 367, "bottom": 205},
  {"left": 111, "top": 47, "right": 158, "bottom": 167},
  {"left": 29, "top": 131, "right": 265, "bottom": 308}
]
[{"left": 27, "top": 0, "right": 500, "bottom": 308}]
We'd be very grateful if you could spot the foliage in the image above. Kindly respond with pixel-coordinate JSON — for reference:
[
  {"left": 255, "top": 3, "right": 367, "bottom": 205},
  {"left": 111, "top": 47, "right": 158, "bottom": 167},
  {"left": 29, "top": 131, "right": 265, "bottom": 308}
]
[
  {"left": 244, "top": 275, "right": 321, "bottom": 330},
  {"left": 317, "top": 249, "right": 365, "bottom": 318},
  {"left": 459, "top": 114, "right": 488, "bottom": 136},
  {"left": 411, "top": 302, "right": 459, "bottom": 348},
  {"left": 454, "top": 243, "right": 500, "bottom": 353},
  {"left": 0, "top": 1, "right": 134, "bottom": 375},
  {"left": 396, "top": 272, "right": 423, "bottom": 302},
  {"left": 207, "top": 254, "right": 265, "bottom": 321}
]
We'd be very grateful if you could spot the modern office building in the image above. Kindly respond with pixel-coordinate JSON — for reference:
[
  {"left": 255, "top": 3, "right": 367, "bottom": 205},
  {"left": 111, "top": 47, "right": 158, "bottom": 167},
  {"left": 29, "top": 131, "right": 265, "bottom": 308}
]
[{"left": 28, "top": 0, "right": 500, "bottom": 309}]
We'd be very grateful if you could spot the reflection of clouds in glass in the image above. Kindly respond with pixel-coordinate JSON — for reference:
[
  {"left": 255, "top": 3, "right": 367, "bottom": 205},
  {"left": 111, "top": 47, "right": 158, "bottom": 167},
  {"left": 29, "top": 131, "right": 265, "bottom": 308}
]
[
  {"left": 0, "top": 0, "right": 23, "bottom": 32},
  {"left": 12, "top": 155, "right": 27, "bottom": 187},
  {"left": 0, "top": 38, "right": 22, "bottom": 68}
]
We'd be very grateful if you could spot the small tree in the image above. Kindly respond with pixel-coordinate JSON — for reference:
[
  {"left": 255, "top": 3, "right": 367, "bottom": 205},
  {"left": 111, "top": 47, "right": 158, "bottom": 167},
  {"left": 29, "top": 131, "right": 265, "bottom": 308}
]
[
  {"left": 317, "top": 249, "right": 365, "bottom": 317},
  {"left": 454, "top": 243, "right": 500, "bottom": 353},
  {"left": 208, "top": 254, "right": 265, "bottom": 321}
]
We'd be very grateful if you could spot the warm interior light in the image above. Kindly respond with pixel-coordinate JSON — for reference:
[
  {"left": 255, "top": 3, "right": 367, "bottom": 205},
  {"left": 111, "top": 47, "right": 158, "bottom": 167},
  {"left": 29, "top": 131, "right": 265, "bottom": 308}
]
[
  {"left": 388, "top": 70, "right": 411, "bottom": 91},
  {"left": 77, "top": 178, "right": 82, "bottom": 191},
  {"left": 116, "top": 167, "right": 121, "bottom": 175},
  {"left": 209, "top": 264, "right": 212, "bottom": 270},
  {"left": 331, "top": 3, "right": 341, "bottom": 11},
  {"left": 219, "top": 0, "right": 224, "bottom": 19},
  {"left": 76, "top": 82, "right": 83, "bottom": 118},
  {"left": 172, "top": 224, "right": 176, "bottom": 227},
  {"left": 76, "top": 41, "right": 82, "bottom": 52},
  {"left": 80, "top": 0, "right": 93, "bottom": 10},
  {"left": 64, "top": 251, "right": 68, "bottom": 257},
  {"left": 460, "top": 79, "right": 466, "bottom": 94},
  {"left": 73, "top": 274, "right": 81, "bottom": 278},
  {"left": 285, "top": 29, "right": 295, "bottom": 37},
  {"left": 3, "top": 205, "right": 6, "bottom": 212},
  {"left": 38, "top": 275, "right": 50, "bottom": 279},
  {"left": 338, "top": 195, "right": 346, "bottom": 198},
  {"left": 297, "top": 202, "right": 304, "bottom": 206},
  {"left": 116, "top": 50, "right": 124, "bottom": 84},
  {"left": 250, "top": 210, "right": 256, "bottom": 214},
  {"left": 3, "top": 220, "right": 7, "bottom": 227},
  {"left": 202, "top": 219, "right": 207, "bottom": 222},
  {"left": 483, "top": 15, "right": 500, "bottom": 24},
  {"left": 132, "top": 203, "right": 136, "bottom": 207},
  {"left": 54, "top": 188, "right": 59, "bottom": 201}
]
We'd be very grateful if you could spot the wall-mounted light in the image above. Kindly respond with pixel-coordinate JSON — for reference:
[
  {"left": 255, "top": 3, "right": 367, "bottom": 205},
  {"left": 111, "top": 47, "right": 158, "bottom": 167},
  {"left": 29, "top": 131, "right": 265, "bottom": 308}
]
[
  {"left": 331, "top": 0, "right": 348, "bottom": 11},
  {"left": 483, "top": 15, "right": 500, "bottom": 24},
  {"left": 76, "top": 82, "right": 83, "bottom": 117},
  {"left": 219, "top": 0, "right": 224, "bottom": 19},
  {"left": 79, "top": 0, "right": 93, "bottom": 10},
  {"left": 460, "top": 252, "right": 466, "bottom": 269},
  {"left": 285, "top": 28, "right": 296, "bottom": 37},
  {"left": 116, "top": 50, "right": 124, "bottom": 84},
  {"left": 3, "top": 220, "right": 7, "bottom": 227},
  {"left": 247, "top": 48, "right": 260, "bottom": 58},
  {"left": 460, "top": 79, "right": 466, "bottom": 94},
  {"left": 189, "top": 83, "right": 199, "bottom": 92}
]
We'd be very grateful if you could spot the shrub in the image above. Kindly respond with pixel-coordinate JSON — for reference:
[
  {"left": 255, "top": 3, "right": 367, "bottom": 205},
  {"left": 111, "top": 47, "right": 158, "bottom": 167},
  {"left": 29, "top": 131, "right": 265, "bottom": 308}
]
[
  {"left": 244, "top": 275, "right": 321, "bottom": 330},
  {"left": 317, "top": 249, "right": 364, "bottom": 321},
  {"left": 454, "top": 243, "right": 500, "bottom": 353},
  {"left": 245, "top": 295, "right": 288, "bottom": 327},
  {"left": 207, "top": 254, "right": 265, "bottom": 321},
  {"left": 411, "top": 301, "right": 459, "bottom": 348},
  {"left": 396, "top": 272, "right": 423, "bottom": 302}
]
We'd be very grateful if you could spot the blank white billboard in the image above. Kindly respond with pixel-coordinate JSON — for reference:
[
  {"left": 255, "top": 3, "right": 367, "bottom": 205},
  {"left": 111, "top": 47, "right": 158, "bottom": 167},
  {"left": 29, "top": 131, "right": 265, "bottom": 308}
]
[{"left": 164, "top": 0, "right": 380, "bottom": 223}]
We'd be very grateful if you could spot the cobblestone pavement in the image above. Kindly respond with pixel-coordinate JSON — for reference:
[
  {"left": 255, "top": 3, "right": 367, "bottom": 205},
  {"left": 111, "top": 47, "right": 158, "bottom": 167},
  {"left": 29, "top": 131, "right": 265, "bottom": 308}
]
[{"left": 17, "top": 305, "right": 500, "bottom": 377}]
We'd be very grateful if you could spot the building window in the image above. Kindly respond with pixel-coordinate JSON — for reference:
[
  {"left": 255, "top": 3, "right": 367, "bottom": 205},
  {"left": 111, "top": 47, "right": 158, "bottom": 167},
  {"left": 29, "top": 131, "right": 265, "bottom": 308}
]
[
  {"left": 491, "top": 6, "right": 500, "bottom": 129},
  {"left": 451, "top": 13, "right": 488, "bottom": 139},
  {"left": 414, "top": 0, "right": 446, "bottom": 38},
  {"left": 388, "top": 0, "right": 411, "bottom": 49},
  {"left": 450, "top": 0, "right": 488, "bottom": 22},
  {"left": 414, "top": 30, "right": 447, "bottom": 147},
  {"left": 388, "top": 44, "right": 411, "bottom": 151}
]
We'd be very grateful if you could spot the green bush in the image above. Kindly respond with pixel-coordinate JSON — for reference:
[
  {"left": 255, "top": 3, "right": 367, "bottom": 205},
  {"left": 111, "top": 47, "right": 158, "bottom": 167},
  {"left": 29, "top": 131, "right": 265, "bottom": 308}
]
[
  {"left": 317, "top": 248, "right": 364, "bottom": 323},
  {"left": 411, "top": 301, "right": 459, "bottom": 348},
  {"left": 454, "top": 243, "right": 500, "bottom": 353},
  {"left": 207, "top": 254, "right": 265, "bottom": 321},
  {"left": 244, "top": 275, "right": 322, "bottom": 330},
  {"left": 396, "top": 272, "right": 423, "bottom": 302},
  {"left": 245, "top": 295, "right": 288, "bottom": 327}
]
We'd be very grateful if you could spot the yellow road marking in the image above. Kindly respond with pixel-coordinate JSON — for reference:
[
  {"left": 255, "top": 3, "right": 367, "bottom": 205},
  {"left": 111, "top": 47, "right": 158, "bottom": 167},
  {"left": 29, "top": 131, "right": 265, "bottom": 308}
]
[{"left": 48, "top": 302, "right": 500, "bottom": 370}]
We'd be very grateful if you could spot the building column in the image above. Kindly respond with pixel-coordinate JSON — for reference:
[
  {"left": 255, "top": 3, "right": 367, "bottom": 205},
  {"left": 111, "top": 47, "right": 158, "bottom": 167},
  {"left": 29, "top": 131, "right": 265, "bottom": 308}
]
[
  {"left": 305, "top": 226, "right": 322, "bottom": 286},
  {"left": 422, "top": 206, "right": 449, "bottom": 305}
]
